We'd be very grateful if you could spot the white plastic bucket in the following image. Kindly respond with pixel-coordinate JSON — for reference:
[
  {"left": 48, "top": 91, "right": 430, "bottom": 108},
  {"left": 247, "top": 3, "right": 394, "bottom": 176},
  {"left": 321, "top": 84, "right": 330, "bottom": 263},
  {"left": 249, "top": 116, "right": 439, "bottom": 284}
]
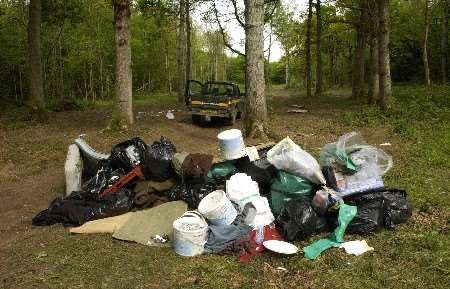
[
  {"left": 217, "top": 129, "right": 246, "bottom": 160},
  {"left": 173, "top": 211, "right": 208, "bottom": 257},
  {"left": 198, "top": 190, "right": 237, "bottom": 226}
]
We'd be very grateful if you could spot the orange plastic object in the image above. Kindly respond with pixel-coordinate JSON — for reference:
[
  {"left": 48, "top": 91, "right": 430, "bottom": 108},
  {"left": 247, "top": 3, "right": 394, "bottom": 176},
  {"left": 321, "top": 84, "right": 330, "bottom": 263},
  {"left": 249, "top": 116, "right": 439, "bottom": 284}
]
[{"left": 100, "top": 166, "right": 144, "bottom": 196}]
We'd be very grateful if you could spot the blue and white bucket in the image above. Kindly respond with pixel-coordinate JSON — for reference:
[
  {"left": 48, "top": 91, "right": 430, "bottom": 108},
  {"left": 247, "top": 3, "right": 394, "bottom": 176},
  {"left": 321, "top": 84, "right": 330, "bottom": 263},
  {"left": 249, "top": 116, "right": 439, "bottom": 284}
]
[
  {"left": 217, "top": 129, "right": 246, "bottom": 160},
  {"left": 198, "top": 190, "right": 238, "bottom": 226},
  {"left": 173, "top": 211, "right": 208, "bottom": 257}
]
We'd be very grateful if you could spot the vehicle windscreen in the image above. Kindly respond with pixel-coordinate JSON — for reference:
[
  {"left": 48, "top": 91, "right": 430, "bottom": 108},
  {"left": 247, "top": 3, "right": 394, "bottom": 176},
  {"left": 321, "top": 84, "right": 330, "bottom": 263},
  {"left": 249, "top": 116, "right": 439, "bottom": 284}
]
[{"left": 202, "top": 83, "right": 234, "bottom": 97}]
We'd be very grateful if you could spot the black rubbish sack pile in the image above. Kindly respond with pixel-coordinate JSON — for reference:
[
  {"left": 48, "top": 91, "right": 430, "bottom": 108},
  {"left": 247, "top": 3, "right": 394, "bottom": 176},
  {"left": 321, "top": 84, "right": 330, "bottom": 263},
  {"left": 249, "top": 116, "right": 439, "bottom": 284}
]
[
  {"left": 338, "top": 188, "right": 413, "bottom": 234},
  {"left": 33, "top": 129, "right": 413, "bottom": 262},
  {"left": 32, "top": 188, "right": 134, "bottom": 227},
  {"left": 276, "top": 199, "right": 328, "bottom": 242},
  {"left": 167, "top": 177, "right": 217, "bottom": 208},
  {"left": 143, "top": 137, "right": 177, "bottom": 181}
]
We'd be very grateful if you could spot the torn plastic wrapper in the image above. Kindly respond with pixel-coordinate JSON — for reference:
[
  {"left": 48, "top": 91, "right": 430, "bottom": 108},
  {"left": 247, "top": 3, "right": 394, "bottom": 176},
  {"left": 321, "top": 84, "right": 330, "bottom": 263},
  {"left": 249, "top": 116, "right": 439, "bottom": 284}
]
[{"left": 267, "top": 137, "right": 326, "bottom": 185}]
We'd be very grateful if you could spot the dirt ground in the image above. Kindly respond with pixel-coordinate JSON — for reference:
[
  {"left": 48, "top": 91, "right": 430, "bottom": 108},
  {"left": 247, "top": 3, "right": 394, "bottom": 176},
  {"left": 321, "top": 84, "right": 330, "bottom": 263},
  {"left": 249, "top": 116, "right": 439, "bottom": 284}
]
[{"left": 1, "top": 87, "right": 449, "bottom": 289}]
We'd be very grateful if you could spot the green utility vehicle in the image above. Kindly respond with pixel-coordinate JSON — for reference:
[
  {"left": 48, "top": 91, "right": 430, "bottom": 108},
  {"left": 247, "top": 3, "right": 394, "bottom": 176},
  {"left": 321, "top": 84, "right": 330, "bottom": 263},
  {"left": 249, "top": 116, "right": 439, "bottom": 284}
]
[{"left": 185, "top": 80, "right": 243, "bottom": 125}]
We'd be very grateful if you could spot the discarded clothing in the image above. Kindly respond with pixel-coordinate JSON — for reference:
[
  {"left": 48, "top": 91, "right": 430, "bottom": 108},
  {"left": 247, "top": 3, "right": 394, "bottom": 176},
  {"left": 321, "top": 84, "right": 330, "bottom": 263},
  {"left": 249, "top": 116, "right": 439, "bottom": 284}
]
[
  {"left": 167, "top": 177, "right": 217, "bottom": 208},
  {"left": 304, "top": 203, "right": 357, "bottom": 260},
  {"left": 143, "top": 137, "right": 177, "bottom": 181},
  {"left": 69, "top": 213, "right": 132, "bottom": 234},
  {"left": 181, "top": 153, "right": 213, "bottom": 178},
  {"left": 218, "top": 235, "right": 255, "bottom": 258},
  {"left": 112, "top": 201, "right": 187, "bottom": 246},
  {"left": 172, "top": 152, "right": 190, "bottom": 176},
  {"left": 32, "top": 188, "right": 134, "bottom": 227},
  {"left": 204, "top": 216, "right": 251, "bottom": 253},
  {"left": 276, "top": 199, "right": 328, "bottom": 242},
  {"left": 339, "top": 240, "right": 374, "bottom": 256},
  {"left": 133, "top": 178, "right": 176, "bottom": 208}
]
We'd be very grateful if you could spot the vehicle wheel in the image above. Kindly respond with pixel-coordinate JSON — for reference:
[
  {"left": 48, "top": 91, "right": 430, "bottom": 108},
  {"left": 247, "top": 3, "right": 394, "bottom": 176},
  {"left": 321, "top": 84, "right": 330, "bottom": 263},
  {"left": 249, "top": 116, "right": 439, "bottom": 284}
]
[
  {"left": 227, "top": 110, "right": 237, "bottom": 126},
  {"left": 192, "top": 114, "right": 202, "bottom": 124}
]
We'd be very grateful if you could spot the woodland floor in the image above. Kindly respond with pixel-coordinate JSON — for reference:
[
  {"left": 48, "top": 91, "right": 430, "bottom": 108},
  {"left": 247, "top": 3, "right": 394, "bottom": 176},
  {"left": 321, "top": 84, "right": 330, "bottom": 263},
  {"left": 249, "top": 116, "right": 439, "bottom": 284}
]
[{"left": 0, "top": 86, "right": 449, "bottom": 289}]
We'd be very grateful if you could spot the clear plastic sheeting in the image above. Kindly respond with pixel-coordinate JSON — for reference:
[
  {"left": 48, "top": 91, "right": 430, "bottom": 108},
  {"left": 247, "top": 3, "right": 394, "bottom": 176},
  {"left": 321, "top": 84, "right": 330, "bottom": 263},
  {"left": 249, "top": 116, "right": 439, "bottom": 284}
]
[
  {"left": 267, "top": 137, "right": 326, "bottom": 184},
  {"left": 320, "top": 132, "right": 393, "bottom": 175}
]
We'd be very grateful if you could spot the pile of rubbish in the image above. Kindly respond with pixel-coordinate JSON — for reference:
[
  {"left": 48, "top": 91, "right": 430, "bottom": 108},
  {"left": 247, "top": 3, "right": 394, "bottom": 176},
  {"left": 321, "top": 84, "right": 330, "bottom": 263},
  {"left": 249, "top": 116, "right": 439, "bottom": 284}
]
[{"left": 33, "top": 130, "right": 412, "bottom": 261}]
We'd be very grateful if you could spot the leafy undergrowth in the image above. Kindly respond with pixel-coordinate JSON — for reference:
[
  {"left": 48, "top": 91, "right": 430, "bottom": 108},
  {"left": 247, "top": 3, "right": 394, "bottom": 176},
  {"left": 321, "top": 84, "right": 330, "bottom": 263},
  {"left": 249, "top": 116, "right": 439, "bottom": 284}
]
[{"left": 0, "top": 86, "right": 449, "bottom": 289}]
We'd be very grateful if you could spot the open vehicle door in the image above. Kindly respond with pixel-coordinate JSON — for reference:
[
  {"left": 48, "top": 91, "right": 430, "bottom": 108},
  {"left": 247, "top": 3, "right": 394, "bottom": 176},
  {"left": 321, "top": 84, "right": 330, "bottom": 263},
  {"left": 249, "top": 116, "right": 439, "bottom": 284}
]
[{"left": 185, "top": 80, "right": 203, "bottom": 105}]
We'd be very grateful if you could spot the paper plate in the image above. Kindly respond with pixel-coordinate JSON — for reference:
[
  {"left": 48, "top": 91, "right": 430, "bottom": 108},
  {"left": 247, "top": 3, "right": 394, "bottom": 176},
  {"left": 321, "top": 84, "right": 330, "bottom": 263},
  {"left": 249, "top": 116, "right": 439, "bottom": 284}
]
[{"left": 263, "top": 240, "right": 299, "bottom": 255}]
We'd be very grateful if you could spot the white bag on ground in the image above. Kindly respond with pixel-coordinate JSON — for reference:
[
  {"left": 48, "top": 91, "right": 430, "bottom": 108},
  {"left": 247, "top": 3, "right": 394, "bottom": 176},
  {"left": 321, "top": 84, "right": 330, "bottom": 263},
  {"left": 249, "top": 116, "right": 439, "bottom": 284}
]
[
  {"left": 65, "top": 144, "right": 83, "bottom": 196},
  {"left": 226, "top": 173, "right": 260, "bottom": 211},
  {"left": 242, "top": 196, "right": 275, "bottom": 228},
  {"left": 267, "top": 137, "right": 326, "bottom": 184}
]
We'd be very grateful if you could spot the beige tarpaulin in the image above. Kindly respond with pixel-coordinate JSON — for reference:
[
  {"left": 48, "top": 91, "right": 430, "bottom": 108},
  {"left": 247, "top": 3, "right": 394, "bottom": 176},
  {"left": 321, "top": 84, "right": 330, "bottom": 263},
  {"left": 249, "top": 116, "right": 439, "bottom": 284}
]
[
  {"left": 112, "top": 201, "right": 187, "bottom": 246},
  {"left": 69, "top": 213, "right": 132, "bottom": 234}
]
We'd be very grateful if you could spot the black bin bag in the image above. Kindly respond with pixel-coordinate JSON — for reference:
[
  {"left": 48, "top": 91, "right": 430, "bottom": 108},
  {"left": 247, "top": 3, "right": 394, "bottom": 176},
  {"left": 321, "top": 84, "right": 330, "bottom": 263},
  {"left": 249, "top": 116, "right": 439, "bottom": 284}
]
[
  {"left": 110, "top": 137, "right": 147, "bottom": 173},
  {"left": 32, "top": 188, "right": 134, "bottom": 227},
  {"left": 143, "top": 137, "right": 177, "bottom": 181},
  {"left": 382, "top": 189, "right": 412, "bottom": 229},
  {"left": 340, "top": 188, "right": 412, "bottom": 234},
  {"left": 276, "top": 199, "right": 328, "bottom": 241},
  {"left": 167, "top": 177, "right": 216, "bottom": 208}
]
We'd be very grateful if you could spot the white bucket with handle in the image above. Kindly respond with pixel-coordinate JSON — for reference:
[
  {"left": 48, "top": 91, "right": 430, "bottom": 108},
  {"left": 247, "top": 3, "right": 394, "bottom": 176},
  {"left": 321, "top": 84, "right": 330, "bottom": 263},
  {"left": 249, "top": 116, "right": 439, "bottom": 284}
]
[
  {"left": 198, "top": 190, "right": 237, "bottom": 226},
  {"left": 217, "top": 129, "right": 246, "bottom": 160},
  {"left": 173, "top": 211, "right": 208, "bottom": 257}
]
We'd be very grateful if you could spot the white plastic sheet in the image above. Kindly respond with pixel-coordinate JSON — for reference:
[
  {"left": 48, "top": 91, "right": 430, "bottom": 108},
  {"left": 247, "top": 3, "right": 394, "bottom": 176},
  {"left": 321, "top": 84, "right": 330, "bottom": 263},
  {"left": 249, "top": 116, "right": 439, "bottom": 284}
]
[{"left": 267, "top": 137, "right": 326, "bottom": 184}]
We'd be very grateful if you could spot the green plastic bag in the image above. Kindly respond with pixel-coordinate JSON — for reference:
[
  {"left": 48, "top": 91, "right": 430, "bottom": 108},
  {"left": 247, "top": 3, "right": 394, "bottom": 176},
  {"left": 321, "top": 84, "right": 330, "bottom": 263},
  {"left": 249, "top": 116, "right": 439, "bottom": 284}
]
[
  {"left": 269, "top": 171, "right": 315, "bottom": 216},
  {"left": 207, "top": 162, "right": 238, "bottom": 180},
  {"left": 319, "top": 143, "right": 358, "bottom": 172},
  {"left": 304, "top": 203, "right": 357, "bottom": 260}
]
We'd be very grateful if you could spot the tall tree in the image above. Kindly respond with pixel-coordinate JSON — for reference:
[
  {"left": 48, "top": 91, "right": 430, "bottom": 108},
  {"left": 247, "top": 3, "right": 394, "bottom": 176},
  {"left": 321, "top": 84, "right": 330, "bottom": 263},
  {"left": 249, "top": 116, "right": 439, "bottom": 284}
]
[
  {"left": 111, "top": 0, "right": 133, "bottom": 128},
  {"left": 305, "top": 0, "right": 313, "bottom": 99},
  {"left": 28, "top": 0, "right": 47, "bottom": 120},
  {"left": 423, "top": 0, "right": 431, "bottom": 86},
  {"left": 441, "top": 0, "right": 449, "bottom": 83},
  {"left": 244, "top": 0, "right": 267, "bottom": 138},
  {"left": 352, "top": 0, "right": 368, "bottom": 99},
  {"left": 368, "top": 1, "right": 380, "bottom": 104},
  {"left": 185, "top": 0, "right": 192, "bottom": 82},
  {"left": 378, "top": 0, "right": 392, "bottom": 110},
  {"left": 177, "top": 0, "right": 187, "bottom": 103},
  {"left": 315, "top": 0, "right": 322, "bottom": 96}
]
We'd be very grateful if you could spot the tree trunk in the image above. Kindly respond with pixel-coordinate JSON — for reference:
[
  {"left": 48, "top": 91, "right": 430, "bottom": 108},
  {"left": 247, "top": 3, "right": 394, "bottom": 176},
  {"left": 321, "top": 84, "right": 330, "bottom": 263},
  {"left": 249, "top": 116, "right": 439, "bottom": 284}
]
[
  {"left": 378, "top": 0, "right": 392, "bottom": 110},
  {"left": 441, "top": 0, "right": 449, "bottom": 83},
  {"left": 305, "top": 0, "right": 313, "bottom": 98},
  {"left": 185, "top": 0, "right": 192, "bottom": 82},
  {"left": 111, "top": 0, "right": 133, "bottom": 129},
  {"left": 244, "top": 0, "right": 267, "bottom": 138},
  {"left": 27, "top": 0, "right": 47, "bottom": 120},
  {"left": 368, "top": 33, "right": 380, "bottom": 104},
  {"left": 177, "top": 0, "right": 187, "bottom": 103},
  {"left": 285, "top": 52, "right": 289, "bottom": 88},
  {"left": 315, "top": 0, "right": 322, "bottom": 96},
  {"left": 352, "top": 1, "right": 368, "bottom": 99},
  {"left": 368, "top": 1, "right": 379, "bottom": 104},
  {"left": 423, "top": 0, "right": 431, "bottom": 86}
]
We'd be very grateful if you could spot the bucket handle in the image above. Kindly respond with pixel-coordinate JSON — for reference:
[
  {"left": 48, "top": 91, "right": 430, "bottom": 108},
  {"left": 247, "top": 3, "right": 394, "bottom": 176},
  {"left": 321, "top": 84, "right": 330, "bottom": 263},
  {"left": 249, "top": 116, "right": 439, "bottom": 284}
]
[{"left": 182, "top": 210, "right": 206, "bottom": 222}]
